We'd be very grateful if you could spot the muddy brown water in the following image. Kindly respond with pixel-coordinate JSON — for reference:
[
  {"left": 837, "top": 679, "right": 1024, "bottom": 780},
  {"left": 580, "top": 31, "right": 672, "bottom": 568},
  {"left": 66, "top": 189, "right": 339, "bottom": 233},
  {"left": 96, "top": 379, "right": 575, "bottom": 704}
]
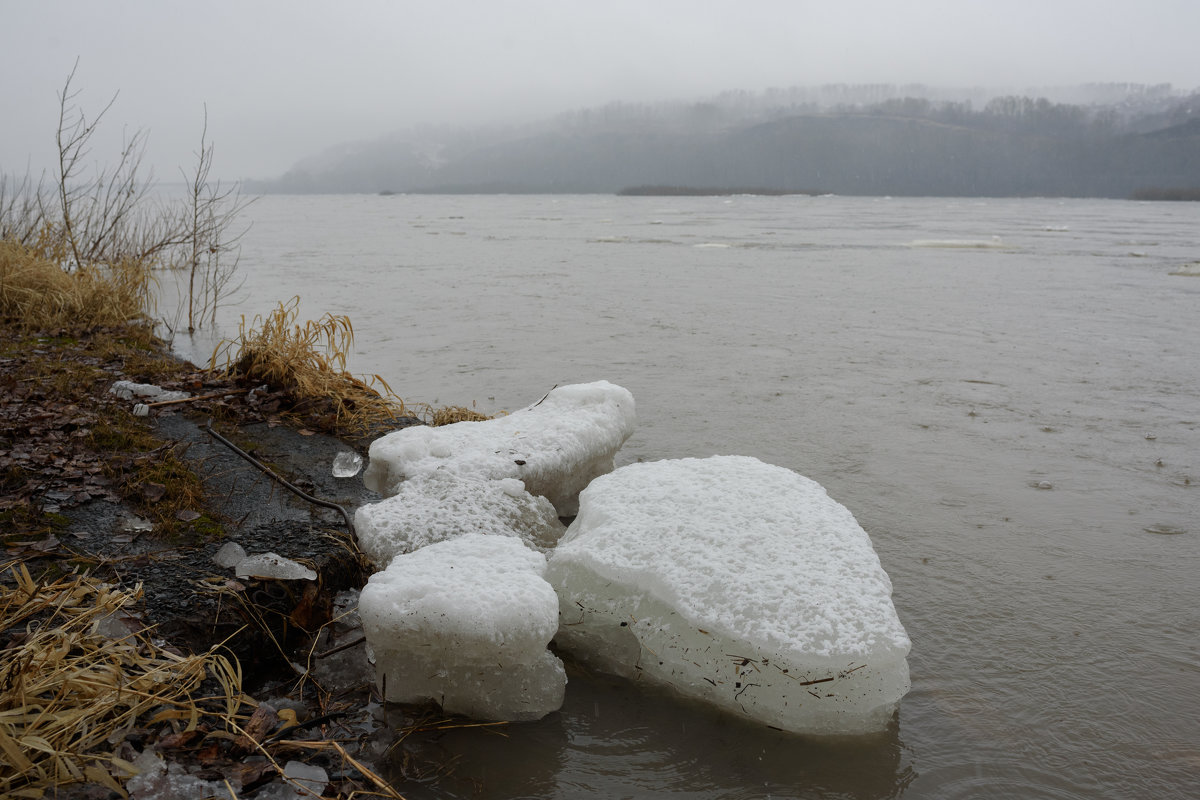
[{"left": 166, "top": 194, "right": 1200, "bottom": 799}]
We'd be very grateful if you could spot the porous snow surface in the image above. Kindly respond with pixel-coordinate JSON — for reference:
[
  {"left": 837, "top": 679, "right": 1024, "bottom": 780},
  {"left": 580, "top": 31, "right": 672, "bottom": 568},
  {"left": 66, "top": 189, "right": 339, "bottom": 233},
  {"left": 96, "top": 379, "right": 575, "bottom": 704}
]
[
  {"left": 354, "top": 472, "right": 566, "bottom": 568},
  {"left": 547, "top": 455, "right": 911, "bottom": 735},
  {"left": 362, "top": 380, "right": 635, "bottom": 515},
  {"left": 359, "top": 534, "right": 565, "bottom": 721}
]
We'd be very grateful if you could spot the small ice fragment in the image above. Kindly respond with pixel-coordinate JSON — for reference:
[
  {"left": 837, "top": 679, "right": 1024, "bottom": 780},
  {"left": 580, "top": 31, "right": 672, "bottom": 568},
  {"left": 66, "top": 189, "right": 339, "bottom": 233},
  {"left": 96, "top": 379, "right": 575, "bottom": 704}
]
[
  {"left": 332, "top": 450, "right": 364, "bottom": 478},
  {"left": 126, "top": 746, "right": 233, "bottom": 798},
  {"left": 1037, "top": 480, "right": 1053, "bottom": 490},
  {"left": 109, "top": 380, "right": 136, "bottom": 400},
  {"left": 133, "top": 403, "right": 149, "bottom": 417},
  {"left": 92, "top": 611, "right": 136, "bottom": 639},
  {"left": 283, "top": 761, "right": 328, "bottom": 795},
  {"left": 125, "top": 748, "right": 166, "bottom": 793},
  {"left": 122, "top": 515, "right": 154, "bottom": 533},
  {"left": 235, "top": 552, "right": 317, "bottom": 581},
  {"left": 108, "top": 380, "right": 190, "bottom": 403},
  {"left": 213, "top": 541, "right": 247, "bottom": 568}
]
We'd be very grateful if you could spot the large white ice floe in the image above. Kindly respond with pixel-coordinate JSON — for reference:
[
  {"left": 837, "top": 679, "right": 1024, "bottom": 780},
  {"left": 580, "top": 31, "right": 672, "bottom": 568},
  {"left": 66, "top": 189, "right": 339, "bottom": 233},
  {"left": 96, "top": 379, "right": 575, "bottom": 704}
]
[
  {"left": 355, "top": 471, "right": 565, "bottom": 568},
  {"left": 359, "top": 533, "right": 566, "bottom": 721},
  {"left": 362, "top": 380, "right": 635, "bottom": 515},
  {"left": 546, "top": 455, "right": 911, "bottom": 735}
]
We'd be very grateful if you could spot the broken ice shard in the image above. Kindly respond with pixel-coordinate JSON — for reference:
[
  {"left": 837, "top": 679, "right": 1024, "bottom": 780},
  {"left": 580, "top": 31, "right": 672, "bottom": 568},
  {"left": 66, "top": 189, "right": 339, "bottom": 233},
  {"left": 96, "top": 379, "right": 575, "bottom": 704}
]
[
  {"left": 108, "top": 380, "right": 190, "bottom": 403},
  {"left": 235, "top": 552, "right": 317, "bottom": 581},
  {"left": 547, "top": 455, "right": 911, "bottom": 735},
  {"left": 212, "top": 541, "right": 247, "bottom": 568},
  {"left": 332, "top": 450, "right": 364, "bottom": 478}
]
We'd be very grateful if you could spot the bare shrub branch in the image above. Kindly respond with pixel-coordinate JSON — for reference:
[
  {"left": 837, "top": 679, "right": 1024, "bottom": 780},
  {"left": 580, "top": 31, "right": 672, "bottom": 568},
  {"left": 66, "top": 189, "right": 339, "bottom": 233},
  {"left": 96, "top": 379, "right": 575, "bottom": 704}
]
[
  {"left": 2, "top": 63, "right": 251, "bottom": 334},
  {"left": 177, "top": 106, "right": 253, "bottom": 333}
]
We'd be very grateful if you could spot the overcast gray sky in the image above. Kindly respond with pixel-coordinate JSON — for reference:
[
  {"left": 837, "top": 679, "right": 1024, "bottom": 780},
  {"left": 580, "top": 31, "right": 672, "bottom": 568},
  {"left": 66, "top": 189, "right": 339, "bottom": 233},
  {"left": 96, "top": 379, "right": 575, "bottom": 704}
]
[{"left": 3, "top": 0, "right": 1198, "bottom": 181}]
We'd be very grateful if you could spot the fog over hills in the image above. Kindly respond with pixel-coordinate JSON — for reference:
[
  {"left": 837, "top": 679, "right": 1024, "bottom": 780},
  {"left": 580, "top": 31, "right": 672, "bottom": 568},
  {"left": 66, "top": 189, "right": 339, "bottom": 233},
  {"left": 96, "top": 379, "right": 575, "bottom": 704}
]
[{"left": 251, "top": 83, "right": 1200, "bottom": 199}]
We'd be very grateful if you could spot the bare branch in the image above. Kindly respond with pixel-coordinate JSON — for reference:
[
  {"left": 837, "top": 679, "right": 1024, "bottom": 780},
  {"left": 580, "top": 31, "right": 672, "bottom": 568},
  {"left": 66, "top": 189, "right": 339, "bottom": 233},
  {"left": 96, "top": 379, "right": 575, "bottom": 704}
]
[{"left": 175, "top": 104, "right": 255, "bottom": 333}]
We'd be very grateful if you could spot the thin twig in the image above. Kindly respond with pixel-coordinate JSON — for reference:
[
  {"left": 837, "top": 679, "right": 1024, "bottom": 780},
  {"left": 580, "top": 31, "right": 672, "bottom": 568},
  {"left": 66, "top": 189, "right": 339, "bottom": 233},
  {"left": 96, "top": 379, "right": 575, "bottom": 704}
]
[
  {"left": 143, "top": 387, "right": 250, "bottom": 409},
  {"left": 203, "top": 418, "right": 355, "bottom": 537}
]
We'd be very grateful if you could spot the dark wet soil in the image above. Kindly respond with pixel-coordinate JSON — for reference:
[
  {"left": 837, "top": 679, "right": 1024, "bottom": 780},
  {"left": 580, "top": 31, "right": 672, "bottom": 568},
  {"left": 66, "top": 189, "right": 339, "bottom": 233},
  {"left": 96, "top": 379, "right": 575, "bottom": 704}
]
[
  {"left": 0, "top": 327, "right": 466, "bottom": 798},
  {"left": 0, "top": 323, "right": 413, "bottom": 670},
  {"left": 61, "top": 407, "right": 406, "bottom": 681}
]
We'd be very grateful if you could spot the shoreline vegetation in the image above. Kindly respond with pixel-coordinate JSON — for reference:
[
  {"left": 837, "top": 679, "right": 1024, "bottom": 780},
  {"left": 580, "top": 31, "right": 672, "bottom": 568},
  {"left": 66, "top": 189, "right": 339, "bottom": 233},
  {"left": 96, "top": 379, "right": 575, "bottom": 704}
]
[{"left": 1, "top": 70, "right": 487, "bottom": 799}]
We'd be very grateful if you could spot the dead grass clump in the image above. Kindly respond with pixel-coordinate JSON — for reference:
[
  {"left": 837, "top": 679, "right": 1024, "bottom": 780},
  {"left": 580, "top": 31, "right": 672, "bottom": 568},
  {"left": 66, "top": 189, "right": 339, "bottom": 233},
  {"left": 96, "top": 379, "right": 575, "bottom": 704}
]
[
  {"left": 0, "top": 563, "right": 245, "bottom": 798},
  {"left": 427, "top": 405, "right": 493, "bottom": 426},
  {"left": 0, "top": 237, "right": 153, "bottom": 331},
  {"left": 209, "top": 296, "right": 503, "bottom": 433},
  {"left": 210, "top": 297, "right": 412, "bottom": 434}
]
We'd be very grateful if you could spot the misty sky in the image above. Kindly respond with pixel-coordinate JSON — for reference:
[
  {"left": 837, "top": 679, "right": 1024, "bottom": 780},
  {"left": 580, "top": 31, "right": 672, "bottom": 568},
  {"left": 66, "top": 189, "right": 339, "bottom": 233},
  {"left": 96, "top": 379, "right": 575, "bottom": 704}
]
[{"left": 3, "top": 0, "right": 1199, "bottom": 181}]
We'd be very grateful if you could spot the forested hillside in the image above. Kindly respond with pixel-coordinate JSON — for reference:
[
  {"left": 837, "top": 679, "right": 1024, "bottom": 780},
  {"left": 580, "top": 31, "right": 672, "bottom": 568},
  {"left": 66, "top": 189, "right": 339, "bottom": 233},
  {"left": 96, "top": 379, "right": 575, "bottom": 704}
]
[{"left": 251, "top": 83, "right": 1200, "bottom": 198}]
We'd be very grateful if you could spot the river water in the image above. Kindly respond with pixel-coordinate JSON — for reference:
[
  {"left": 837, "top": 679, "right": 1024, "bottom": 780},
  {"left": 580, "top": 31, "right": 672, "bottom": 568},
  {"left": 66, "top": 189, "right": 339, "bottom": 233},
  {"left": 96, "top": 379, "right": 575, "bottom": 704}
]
[{"left": 167, "top": 194, "right": 1200, "bottom": 799}]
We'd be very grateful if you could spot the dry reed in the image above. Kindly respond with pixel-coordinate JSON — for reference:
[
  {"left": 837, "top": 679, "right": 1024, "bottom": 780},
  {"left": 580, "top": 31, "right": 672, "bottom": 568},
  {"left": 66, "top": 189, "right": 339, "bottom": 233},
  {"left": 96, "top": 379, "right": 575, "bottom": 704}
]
[
  {"left": 210, "top": 297, "right": 448, "bottom": 434},
  {"left": 0, "top": 236, "right": 154, "bottom": 331},
  {"left": 426, "top": 405, "right": 493, "bottom": 426},
  {"left": 0, "top": 563, "right": 246, "bottom": 798}
]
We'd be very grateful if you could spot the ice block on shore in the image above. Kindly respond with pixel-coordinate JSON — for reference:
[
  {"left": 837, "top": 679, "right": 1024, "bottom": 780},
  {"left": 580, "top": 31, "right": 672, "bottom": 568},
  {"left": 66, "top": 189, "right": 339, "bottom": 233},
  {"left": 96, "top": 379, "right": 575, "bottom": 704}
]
[
  {"left": 359, "top": 533, "right": 565, "bottom": 721},
  {"left": 546, "top": 455, "right": 911, "bottom": 735},
  {"left": 363, "top": 380, "right": 635, "bottom": 515}
]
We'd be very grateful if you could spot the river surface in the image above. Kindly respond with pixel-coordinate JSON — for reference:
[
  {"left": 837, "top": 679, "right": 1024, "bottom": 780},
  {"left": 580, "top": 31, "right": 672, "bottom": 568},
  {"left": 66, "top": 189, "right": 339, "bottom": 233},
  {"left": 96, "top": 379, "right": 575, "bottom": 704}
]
[{"left": 166, "top": 194, "right": 1200, "bottom": 799}]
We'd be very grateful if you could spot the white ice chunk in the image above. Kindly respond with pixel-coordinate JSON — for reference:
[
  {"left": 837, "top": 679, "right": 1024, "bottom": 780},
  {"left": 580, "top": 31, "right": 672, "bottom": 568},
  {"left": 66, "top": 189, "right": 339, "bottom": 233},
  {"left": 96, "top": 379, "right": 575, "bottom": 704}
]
[
  {"left": 212, "top": 541, "right": 247, "bottom": 568},
  {"left": 235, "top": 552, "right": 317, "bottom": 581},
  {"left": 109, "top": 380, "right": 190, "bottom": 403},
  {"left": 547, "top": 455, "right": 911, "bottom": 735},
  {"left": 122, "top": 515, "right": 154, "bottom": 533},
  {"left": 354, "top": 471, "right": 565, "bottom": 567},
  {"left": 332, "top": 450, "right": 364, "bottom": 478},
  {"left": 363, "top": 380, "right": 635, "bottom": 515},
  {"left": 360, "top": 533, "right": 565, "bottom": 721}
]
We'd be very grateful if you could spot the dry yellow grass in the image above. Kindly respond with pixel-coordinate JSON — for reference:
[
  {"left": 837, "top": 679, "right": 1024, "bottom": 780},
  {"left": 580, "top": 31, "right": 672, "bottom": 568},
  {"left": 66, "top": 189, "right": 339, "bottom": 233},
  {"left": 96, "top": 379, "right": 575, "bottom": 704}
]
[
  {"left": 209, "top": 296, "right": 413, "bottom": 434},
  {"left": 427, "top": 405, "right": 493, "bottom": 426},
  {"left": 0, "top": 563, "right": 245, "bottom": 798},
  {"left": 0, "top": 236, "right": 153, "bottom": 331},
  {"left": 209, "top": 296, "right": 498, "bottom": 433},
  {"left": 0, "top": 564, "right": 412, "bottom": 799}
]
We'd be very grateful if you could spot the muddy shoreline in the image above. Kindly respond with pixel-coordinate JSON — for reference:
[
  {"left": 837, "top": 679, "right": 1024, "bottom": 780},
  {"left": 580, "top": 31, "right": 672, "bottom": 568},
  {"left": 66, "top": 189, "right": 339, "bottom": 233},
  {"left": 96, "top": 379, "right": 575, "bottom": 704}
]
[{"left": 1, "top": 327, "right": 446, "bottom": 798}]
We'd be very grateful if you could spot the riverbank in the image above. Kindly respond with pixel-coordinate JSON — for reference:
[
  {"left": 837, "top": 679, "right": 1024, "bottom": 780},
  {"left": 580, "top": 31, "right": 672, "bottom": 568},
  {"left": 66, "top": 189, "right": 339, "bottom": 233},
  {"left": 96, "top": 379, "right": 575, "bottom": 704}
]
[{"left": 0, "top": 323, "right": 445, "bottom": 798}]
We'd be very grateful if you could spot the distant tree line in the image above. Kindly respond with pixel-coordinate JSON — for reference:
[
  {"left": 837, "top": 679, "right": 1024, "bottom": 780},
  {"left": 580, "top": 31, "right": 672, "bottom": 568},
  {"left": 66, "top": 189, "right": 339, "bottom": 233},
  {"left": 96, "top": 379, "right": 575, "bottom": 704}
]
[
  {"left": 616, "top": 186, "right": 807, "bottom": 196},
  {"left": 252, "top": 84, "right": 1200, "bottom": 199}
]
